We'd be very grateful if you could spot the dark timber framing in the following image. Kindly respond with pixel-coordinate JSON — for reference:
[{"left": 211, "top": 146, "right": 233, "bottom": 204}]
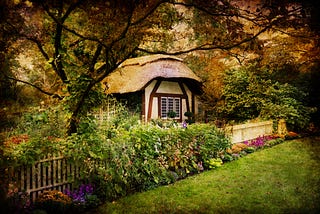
[{"left": 147, "top": 78, "right": 191, "bottom": 122}]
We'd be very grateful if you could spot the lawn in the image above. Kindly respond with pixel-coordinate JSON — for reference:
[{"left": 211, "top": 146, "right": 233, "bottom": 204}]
[{"left": 90, "top": 137, "right": 320, "bottom": 214}]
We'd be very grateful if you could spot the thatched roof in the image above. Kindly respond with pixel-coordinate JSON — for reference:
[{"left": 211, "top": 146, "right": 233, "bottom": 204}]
[{"left": 102, "top": 54, "right": 202, "bottom": 94}]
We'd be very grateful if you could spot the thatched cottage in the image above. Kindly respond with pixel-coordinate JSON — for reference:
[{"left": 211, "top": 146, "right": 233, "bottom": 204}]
[{"left": 102, "top": 54, "right": 203, "bottom": 122}]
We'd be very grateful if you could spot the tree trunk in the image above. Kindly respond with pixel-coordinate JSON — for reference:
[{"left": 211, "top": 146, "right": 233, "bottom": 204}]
[{"left": 66, "top": 80, "right": 96, "bottom": 135}]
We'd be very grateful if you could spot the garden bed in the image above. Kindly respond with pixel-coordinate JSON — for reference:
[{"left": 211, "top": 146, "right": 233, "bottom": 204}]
[{"left": 91, "top": 137, "right": 320, "bottom": 213}]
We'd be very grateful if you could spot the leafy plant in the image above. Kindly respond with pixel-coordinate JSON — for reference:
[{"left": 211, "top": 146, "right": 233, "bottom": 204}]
[
  {"left": 64, "top": 183, "right": 100, "bottom": 210},
  {"left": 3, "top": 103, "right": 232, "bottom": 205},
  {"left": 184, "top": 111, "right": 195, "bottom": 124},
  {"left": 75, "top": 122, "right": 231, "bottom": 200},
  {"left": 204, "top": 158, "right": 223, "bottom": 169},
  {"left": 34, "top": 190, "right": 72, "bottom": 214},
  {"left": 243, "top": 135, "right": 277, "bottom": 149},
  {"left": 167, "top": 111, "right": 177, "bottom": 118},
  {"left": 245, "top": 146, "right": 256, "bottom": 153},
  {"left": 9, "top": 105, "right": 66, "bottom": 138},
  {"left": 265, "top": 138, "right": 284, "bottom": 147},
  {"left": 217, "top": 65, "right": 315, "bottom": 130},
  {"left": 5, "top": 183, "right": 31, "bottom": 213},
  {"left": 2, "top": 135, "right": 62, "bottom": 167},
  {"left": 150, "top": 118, "right": 179, "bottom": 128}
]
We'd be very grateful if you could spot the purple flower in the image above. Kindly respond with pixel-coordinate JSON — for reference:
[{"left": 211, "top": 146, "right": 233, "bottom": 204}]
[
  {"left": 64, "top": 184, "right": 95, "bottom": 205},
  {"left": 232, "top": 153, "right": 240, "bottom": 158},
  {"left": 197, "top": 162, "right": 204, "bottom": 171},
  {"left": 182, "top": 121, "right": 187, "bottom": 128},
  {"left": 248, "top": 136, "right": 267, "bottom": 148}
]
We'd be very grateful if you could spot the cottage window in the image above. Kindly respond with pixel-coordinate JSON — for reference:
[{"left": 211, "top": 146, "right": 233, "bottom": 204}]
[{"left": 161, "top": 97, "right": 180, "bottom": 119}]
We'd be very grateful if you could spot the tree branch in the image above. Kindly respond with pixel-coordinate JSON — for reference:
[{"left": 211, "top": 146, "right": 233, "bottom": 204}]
[
  {"left": 89, "top": 44, "right": 102, "bottom": 73},
  {"left": 132, "top": 0, "right": 170, "bottom": 26},
  {"left": 40, "top": 0, "right": 85, "bottom": 83},
  {"left": 170, "top": 0, "right": 265, "bottom": 25},
  {"left": 26, "top": 37, "right": 50, "bottom": 61},
  {"left": 171, "top": 1, "right": 239, "bottom": 17},
  {"left": 108, "top": 2, "right": 135, "bottom": 48},
  {"left": 5, "top": 21, "right": 50, "bottom": 61},
  {"left": 5, "top": 76, "right": 63, "bottom": 100},
  {"left": 41, "top": 2, "right": 106, "bottom": 48},
  {"left": 96, "top": 46, "right": 139, "bottom": 83},
  {"left": 271, "top": 27, "right": 315, "bottom": 39},
  {"left": 137, "top": 25, "right": 270, "bottom": 55}
]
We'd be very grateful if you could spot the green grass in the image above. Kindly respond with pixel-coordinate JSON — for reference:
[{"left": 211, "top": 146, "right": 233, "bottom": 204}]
[{"left": 90, "top": 137, "right": 320, "bottom": 214}]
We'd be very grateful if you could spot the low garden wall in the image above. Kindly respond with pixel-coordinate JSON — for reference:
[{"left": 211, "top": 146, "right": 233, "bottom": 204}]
[{"left": 225, "top": 120, "right": 274, "bottom": 143}]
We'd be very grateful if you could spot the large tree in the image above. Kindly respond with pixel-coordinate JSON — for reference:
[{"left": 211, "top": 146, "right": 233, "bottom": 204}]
[{"left": 1, "top": 0, "right": 318, "bottom": 134}]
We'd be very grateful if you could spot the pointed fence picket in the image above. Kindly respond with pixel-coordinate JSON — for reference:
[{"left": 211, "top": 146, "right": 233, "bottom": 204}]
[{"left": 9, "top": 154, "right": 82, "bottom": 202}]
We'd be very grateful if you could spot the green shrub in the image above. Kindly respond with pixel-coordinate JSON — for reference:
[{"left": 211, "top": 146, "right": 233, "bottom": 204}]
[
  {"left": 12, "top": 106, "right": 66, "bottom": 138},
  {"left": 150, "top": 118, "right": 179, "bottom": 128},
  {"left": 1, "top": 106, "right": 67, "bottom": 167},
  {"left": 265, "top": 138, "right": 284, "bottom": 147},
  {"left": 245, "top": 146, "right": 256, "bottom": 153},
  {"left": 34, "top": 190, "right": 72, "bottom": 214},
  {"left": 217, "top": 65, "right": 315, "bottom": 130},
  {"left": 167, "top": 111, "right": 177, "bottom": 118},
  {"left": 3, "top": 105, "right": 232, "bottom": 204},
  {"left": 221, "top": 153, "right": 233, "bottom": 162},
  {"left": 69, "top": 122, "right": 231, "bottom": 201},
  {"left": 205, "top": 158, "right": 223, "bottom": 169}
]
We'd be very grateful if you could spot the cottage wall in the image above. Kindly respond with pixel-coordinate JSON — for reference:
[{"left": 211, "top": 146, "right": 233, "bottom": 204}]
[
  {"left": 157, "top": 81, "right": 183, "bottom": 94},
  {"left": 144, "top": 80, "right": 156, "bottom": 121},
  {"left": 102, "top": 55, "right": 203, "bottom": 122},
  {"left": 143, "top": 79, "right": 200, "bottom": 122}
]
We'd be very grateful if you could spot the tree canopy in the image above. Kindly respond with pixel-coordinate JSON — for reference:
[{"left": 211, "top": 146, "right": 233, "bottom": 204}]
[{"left": 1, "top": 0, "right": 319, "bottom": 134}]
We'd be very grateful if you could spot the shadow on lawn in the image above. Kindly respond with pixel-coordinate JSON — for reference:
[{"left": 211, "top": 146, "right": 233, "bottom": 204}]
[{"left": 305, "top": 136, "right": 320, "bottom": 161}]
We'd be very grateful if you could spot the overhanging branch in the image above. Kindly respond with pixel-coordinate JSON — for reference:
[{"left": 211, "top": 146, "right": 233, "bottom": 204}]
[
  {"left": 137, "top": 25, "right": 270, "bottom": 55},
  {"left": 26, "top": 37, "right": 50, "bottom": 61},
  {"left": 41, "top": 1, "right": 106, "bottom": 48},
  {"left": 6, "top": 76, "right": 63, "bottom": 100}
]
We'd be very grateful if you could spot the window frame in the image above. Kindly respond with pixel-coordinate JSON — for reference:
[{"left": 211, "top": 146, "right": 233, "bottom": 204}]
[{"left": 160, "top": 96, "right": 181, "bottom": 120}]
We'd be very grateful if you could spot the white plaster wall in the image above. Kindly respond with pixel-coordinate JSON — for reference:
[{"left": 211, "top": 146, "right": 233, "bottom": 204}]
[
  {"left": 156, "top": 81, "right": 182, "bottom": 94},
  {"left": 144, "top": 80, "right": 200, "bottom": 122},
  {"left": 183, "top": 83, "right": 192, "bottom": 108},
  {"left": 182, "top": 83, "right": 201, "bottom": 119},
  {"left": 144, "top": 80, "right": 156, "bottom": 122},
  {"left": 151, "top": 98, "right": 158, "bottom": 119},
  {"left": 181, "top": 98, "right": 187, "bottom": 121}
]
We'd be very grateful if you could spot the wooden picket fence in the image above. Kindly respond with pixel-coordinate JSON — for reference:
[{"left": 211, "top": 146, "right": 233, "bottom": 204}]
[{"left": 8, "top": 154, "right": 82, "bottom": 202}]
